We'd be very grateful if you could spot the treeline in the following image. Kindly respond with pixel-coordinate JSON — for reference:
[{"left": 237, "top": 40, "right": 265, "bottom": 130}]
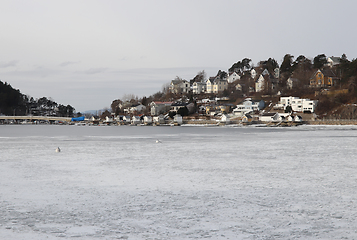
[
  {"left": 229, "top": 53, "right": 357, "bottom": 91},
  {"left": 0, "top": 80, "right": 75, "bottom": 117}
]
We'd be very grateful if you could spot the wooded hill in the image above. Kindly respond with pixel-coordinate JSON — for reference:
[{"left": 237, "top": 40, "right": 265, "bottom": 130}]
[
  {"left": 110, "top": 53, "right": 357, "bottom": 119},
  {"left": 0, "top": 81, "right": 75, "bottom": 117}
]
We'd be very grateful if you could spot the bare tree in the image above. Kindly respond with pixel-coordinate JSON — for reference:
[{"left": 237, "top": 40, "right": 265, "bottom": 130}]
[
  {"left": 122, "top": 94, "right": 138, "bottom": 103},
  {"left": 162, "top": 83, "right": 171, "bottom": 94}
]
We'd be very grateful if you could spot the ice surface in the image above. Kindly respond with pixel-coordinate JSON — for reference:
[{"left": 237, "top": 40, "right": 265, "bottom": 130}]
[{"left": 1, "top": 125, "right": 357, "bottom": 239}]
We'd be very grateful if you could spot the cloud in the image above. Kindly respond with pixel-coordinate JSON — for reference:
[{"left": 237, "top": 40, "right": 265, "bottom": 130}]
[
  {"left": 0, "top": 60, "right": 18, "bottom": 68},
  {"left": 59, "top": 61, "right": 79, "bottom": 67},
  {"left": 84, "top": 68, "right": 107, "bottom": 74}
]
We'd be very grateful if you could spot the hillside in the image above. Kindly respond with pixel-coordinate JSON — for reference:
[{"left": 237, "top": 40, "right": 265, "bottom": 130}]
[{"left": 0, "top": 80, "right": 76, "bottom": 117}]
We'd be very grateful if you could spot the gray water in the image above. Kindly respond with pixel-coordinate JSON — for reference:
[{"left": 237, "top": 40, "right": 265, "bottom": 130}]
[{"left": 1, "top": 125, "right": 357, "bottom": 239}]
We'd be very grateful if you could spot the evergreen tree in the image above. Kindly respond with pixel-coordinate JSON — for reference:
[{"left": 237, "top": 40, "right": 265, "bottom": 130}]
[
  {"left": 313, "top": 54, "right": 327, "bottom": 69},
  {"left": 280, "top": 54, "right": 294, "bottom": 74}
]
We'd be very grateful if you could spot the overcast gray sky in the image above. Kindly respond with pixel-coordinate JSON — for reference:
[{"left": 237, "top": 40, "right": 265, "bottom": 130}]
[{"left": 1, "top": 0, "right": 356, "bottom": 112}]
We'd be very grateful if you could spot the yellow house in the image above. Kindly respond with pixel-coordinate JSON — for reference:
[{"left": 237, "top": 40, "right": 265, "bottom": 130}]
[
  {"left": 205, "top": 105, "right": 219, "bottom": 115},
  {"left": 205, "top": 104, "right": 232, "bottom": 115},
  {"left": 310, "top": 69, "right": 336, "bottom": 87},
  {"left": 218, "top": 104, "right": 233, "bottom": 113},
  {"left": 242, "top": 114, "right": 253, "bottom": 123}
]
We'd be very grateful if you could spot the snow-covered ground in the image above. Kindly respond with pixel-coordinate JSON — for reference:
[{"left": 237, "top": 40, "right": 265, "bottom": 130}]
[{"left": 1, "top": 124, "right": 357, "bottom": 239}]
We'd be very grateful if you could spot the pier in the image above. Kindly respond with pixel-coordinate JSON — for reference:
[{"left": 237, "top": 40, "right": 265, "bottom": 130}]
[{"left": 0, "top": 116, "right": 72, "bottom": 123}]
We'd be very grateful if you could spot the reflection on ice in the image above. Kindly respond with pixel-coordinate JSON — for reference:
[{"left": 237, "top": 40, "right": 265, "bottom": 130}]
[{"left": 1, "top": 125, "right": 357, "bottom": 239}]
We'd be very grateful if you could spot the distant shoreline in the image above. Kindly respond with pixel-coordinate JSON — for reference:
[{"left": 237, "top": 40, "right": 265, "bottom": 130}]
[{"left": 2, "top": 118, "right": 357, "bottom": 126}]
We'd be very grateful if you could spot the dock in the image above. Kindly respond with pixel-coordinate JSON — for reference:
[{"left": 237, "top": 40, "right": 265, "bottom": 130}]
[{"left": 0, "top": 116, "right": 72, "bottom": 123}]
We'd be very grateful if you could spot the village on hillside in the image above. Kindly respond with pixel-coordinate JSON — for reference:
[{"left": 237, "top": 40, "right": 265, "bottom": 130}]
[{"left": 97, "top": 54, "right": 357, "bottom": 126}]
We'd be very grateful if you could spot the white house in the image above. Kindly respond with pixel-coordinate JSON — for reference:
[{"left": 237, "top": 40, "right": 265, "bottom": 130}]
[
  {"left": 233, "top": 98, "right": 265, "bottom": 116},
  {"left": 150, "top": 101, "right": 173, "bottom": 116},
  {"left": 227, "top": 72, "right": 240, "bottom": 83},
  {"left": 255, "top": 75, "right": 265, "bottom": 92},
  {"left": 287, "top": 115, "right": 294, "bottom": 122},
  {"left": 206, "top": 78, "right": 214, "bottom": 93},
  {"left": 174, "top": 114, "right": 183, "bottom": 125},
  {"left": 192, "top": 82, "right": 206, "bottom": 94},
  {"left": 220, "top": 114, "right": 230, "bottom": 124},
  {"left": 123, "top": 115, "right": 131, "bottom": 123},
  {"left": 277, "top": 115, "right": 286, "bottom": 122},
  {"left": 104, "top": 116, "right": 114, "bottom": 123},
  {"left": 235, "top": 83, "right": 243, "bottom": 91},
  {"left": 153, "top": 114, "right": 165, "bottom": 124},
  {"left": 206, "top": 77, "right": 228, "bottom": 94},
  {"left": 90, "top": 116, "right": 100, "bottom": 123},
  {"left": 297, "top": 99, "right": 317, "bottom": 113},
  {"left": 275, "top": 96, "right": 318, "bottom": 113},
  {"left": 276, "top": 113, "right": 290, "bottom": 121},
  {"left": 170, "top": 79, "right": 190, "bottom": 94},
  {"left": 255, "top": 69, "right": 279, "bottom": 93},
  {"left": 259, "top": 112, "right": 279, "bottom": 122},
  {"left": 130, "top": 103, "right": 146, "bottom": 113},
  {"left": 250, "top": 69, "right": 257, "bottom": 79},
  {"left": 143, "top": 116, "right": 153, "bottom": 125},
  {"left": 294, "top": 115, "right": 303, "bottom": 122},
  {"left": 233, "top": 105, "right": 252, "bottom": 116},
  {"left": 326, "top": 56, "right": 340, "bottom": 67},
  {"left": 114, "top": 115, "right": 120, "bottom": 122},
  {"left": 275, "top": 96, "right": 300, "bottom": 109},
  {"left": 286, "top": 78, "right": 299, "bottom": 89},
  {"left": 287, "top": 115, "right": 303, "bottom": 122},
  {"left": 213, "top": 79, "right": 228, "bottom": 93},
  {"left": 131, "top": 116, "right": 141, "bottom": 125}
]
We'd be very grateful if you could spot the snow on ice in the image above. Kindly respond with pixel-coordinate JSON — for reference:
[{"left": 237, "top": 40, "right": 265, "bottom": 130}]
[{"left": 0, "top": 124, "right": 357, "bottom": 239}]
